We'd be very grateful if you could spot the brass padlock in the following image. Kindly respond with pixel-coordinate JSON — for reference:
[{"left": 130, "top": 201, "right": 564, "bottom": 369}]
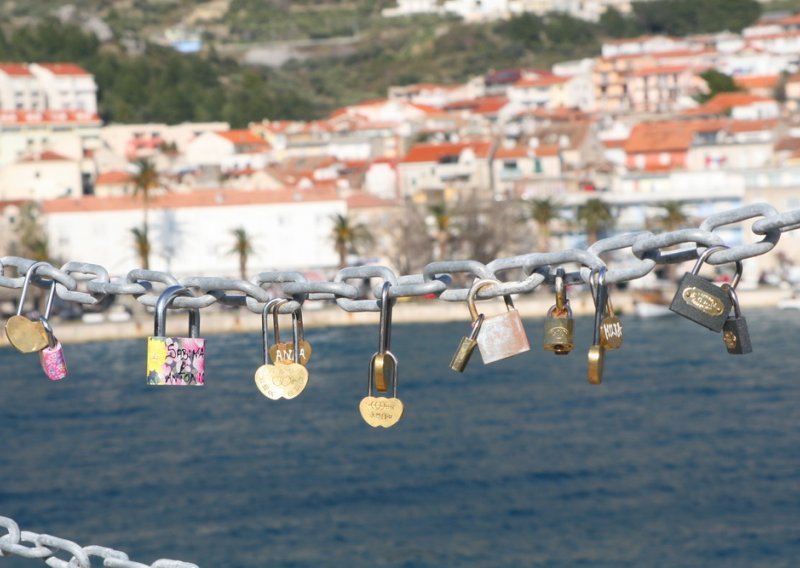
[
  {"left": 543, "top": 268, "right": 574, "bottom": 355},
  {"left": 450, "top": 313, "right": 484, "bottom": 373},
  {"left": 591, "top": 267, "right": 622, "bottom": 350},
  {"left": 466, "top": 279, "right": 530, "bottom": 364},
  {"left": 588, "top": 268, "right": 609, "bottom": 385},
  {"left": 5, "top": 261, "right": 51, "bottom": 353},
  {"left": 370, "top": 282, "right": 396, "bottom": 392},
  {"left": 721, "top": 284, "right": 752, "bottom": 355}
]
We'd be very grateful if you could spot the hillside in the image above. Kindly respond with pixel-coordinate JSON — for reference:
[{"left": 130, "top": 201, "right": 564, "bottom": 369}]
[{"left": 0, "top": 0, "right": 775, "bottom": 124}]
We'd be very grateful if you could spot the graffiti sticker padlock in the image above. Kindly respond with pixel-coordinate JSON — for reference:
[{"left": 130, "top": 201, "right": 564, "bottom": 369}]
[{"left": 146, "top": 285, "right": 205, "bottom": 386}]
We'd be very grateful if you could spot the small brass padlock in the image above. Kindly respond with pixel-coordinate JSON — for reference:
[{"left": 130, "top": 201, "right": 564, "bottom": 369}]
[
  {"left": 146, "top": 285, "right": 205, "bottom": 386},
  {"left": 591, "top": 267, "right": 622, "bottom": 351},
  {"left": 5, "top": 261, "right": 51, "bottom": 353},
  {"left": 543, "top": 268, "right": 574, "bottom": 355},
  {"left": 466, "top": 279, "right": 530, "bottom": 364},
  {"left": 587, "top": 267, "right": 609, "bottom": 385},
  {"left": 450, "top": 313, "right": 484, "bottom": 373},
  {"left": 360, "top": 282, "right": 403, "bottom": 428},
  {"left": 670, "top": 246, "right": 741, "bottom": 332}
]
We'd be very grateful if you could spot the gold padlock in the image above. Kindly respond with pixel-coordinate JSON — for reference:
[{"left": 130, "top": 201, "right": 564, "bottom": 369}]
[
  {"left": 5, "top": 261, "right": 52, "bottom": 354},
  {"left": 449, "top": 313, "right": 484, "bottom": 373},
  {"left": 543, "top": 268, "right": 574, "bottom": 355},
  {"left": 466, "top": 279, "right": 530, "bottom": 364}
]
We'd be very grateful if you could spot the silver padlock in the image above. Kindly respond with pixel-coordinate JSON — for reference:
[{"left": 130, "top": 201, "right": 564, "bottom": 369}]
[{"left": 466, "top": 279, "right": 530, "bottom": 364}]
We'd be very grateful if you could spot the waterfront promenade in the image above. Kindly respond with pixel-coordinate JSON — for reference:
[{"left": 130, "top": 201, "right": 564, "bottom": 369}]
[{"left": 0, "top": 286, "right": 791, "bottom": 346}]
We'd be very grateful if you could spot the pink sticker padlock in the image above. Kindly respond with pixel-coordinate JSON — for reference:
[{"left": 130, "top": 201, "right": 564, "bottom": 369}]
[{"left": 39, "top": 316, "right": 67, "bottom": 380}]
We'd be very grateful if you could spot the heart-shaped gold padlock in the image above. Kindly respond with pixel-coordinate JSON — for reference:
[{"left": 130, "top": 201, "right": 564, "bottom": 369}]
[
  {"left": 269, "top": 340, "right": 313, "bottom": 366},
  {"left": 359, "top": 396, "right": 404, "bottom": 428},
  {"left": 5, "top": 315, "right": 49, "bottom": 353},
  {"left": 254, "top": 363, "right": 309, "bottom": 400}
]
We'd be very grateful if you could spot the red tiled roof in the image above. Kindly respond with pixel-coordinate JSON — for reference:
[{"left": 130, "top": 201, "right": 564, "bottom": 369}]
[
  {"left": 630, "top": 65, "right": 692, "bottom": 77},
  {"left": 217, "top": 129, "right": 266, "bottom": 145},
  {"left": 444, "top": 97, "right": 509, "bottom": 115},
  {"left": 41, "top": 187, "right": 340, "bottom": 214},
  {"left": 0, "top": 63, "right": 32, "bottom": 76},
  {"left": 36, "top": 63, "right": 91, "bottom": 76},
  {"left": 346, "top": 194, "right": 400, "bottom": 209},
  {"left": 402, "top": 141, "right": 492, "bottom": 163},
  {"left": 534, "top": 144, "right": 560, "bottom": 157},
  {"left": 95, "top": 171, "right": 131, "bottom": 185},
  {"left": 19, "top": 150, "right": 71, "bottom": 163},
  {"left": 513, "top": 76, "right": 569, "bottom": 88},
  {"left": 494, "top": 146, "right": 530, "bottom": 159},
  {"left": 624, "top": 122, "right": 696, "bottom": 153},
  {"left": 734, "top": 75, "right": 780, "bottom": 90},
  {"left": 683, "top": 92, "right": 775, "bottom": 116}
]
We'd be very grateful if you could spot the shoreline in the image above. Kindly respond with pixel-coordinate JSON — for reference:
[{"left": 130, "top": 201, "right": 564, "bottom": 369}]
[{"left": 0, "top": 286, "right": 793, "bottom": 347}]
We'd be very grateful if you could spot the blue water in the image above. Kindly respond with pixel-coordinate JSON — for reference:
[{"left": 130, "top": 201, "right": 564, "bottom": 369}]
[{"left": 1, "top": 310, "right": 799, "bottom": 567}]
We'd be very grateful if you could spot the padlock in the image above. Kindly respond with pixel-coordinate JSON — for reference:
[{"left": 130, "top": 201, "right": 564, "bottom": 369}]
[
  {"left": 269, "top": 301, "right": 312, "bottom": 366},
  {"left": 38, "top": 281, "right": 67, "bottom": 380},
  {"left": 543, "top": 268, "right": 574, "bottom": 355},
  {"left": 587, "top": 269, "right": 607, "bottom": 385},
  {"left": 5, "top": 261, "right": 51, "bottom": 353},
  {"left": 255, "top": 298, "right": 309, "bottom": 399},
  {"left": 669, "top": 245, "right": 741, "bottom": 332},
  {"left": 721, "top": 284, "right": 752, "bottom": 355},
  {"left": 449, "top": 313, "right": 484, "bottom": 373},
  {"left": 591, "top": 267, "right": 622, "bottom": 350},
  {"left": 360, "top": 348, "right": 403, "bottom": 428},
  {"left": 467, "top": 278, "right": 530, "bottom": 364},
  {"left": 146, "top": 285, "right": 205, "bottom": 386},
  {"left": 370, "top": 282, "right": 396, "bottom": 392}
]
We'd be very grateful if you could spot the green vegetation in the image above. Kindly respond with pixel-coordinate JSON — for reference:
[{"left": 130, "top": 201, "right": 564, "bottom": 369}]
[
  {"left": 0, "top": 0, "right": 769, "bottom": 124},
  {"left": 697, "top": 70, "right": 742, "bottom": 103}
]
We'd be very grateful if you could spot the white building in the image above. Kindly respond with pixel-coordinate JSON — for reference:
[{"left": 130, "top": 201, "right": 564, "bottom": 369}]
[
  {"left": 0, "top": 64, "right": 43, "bottom": 111},
  {"left": 41, "top": 188, "right": 347, "bottom": 276},
  {"left": 183, "top": 130, "right": 273, "bottom": 172},
  {"left": 28, "top": 63, "right": 98, "bottom": 114},
  {"left": 0, "top": 151, "right": 83, "bottom": 201}
]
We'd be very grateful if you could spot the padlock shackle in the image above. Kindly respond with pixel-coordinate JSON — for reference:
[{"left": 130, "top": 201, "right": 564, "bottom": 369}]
[
  {"left": 466, "top": 278, "right": 515, "bottom": 322},
  {"left": 692, "top": 245, "right": 744, "bottom": 289},
  {"left": 722, "top": 283, "right": 743, "bottom": 318},
  {"left": 592, "top": 270, "right": 609, "bottom": 346},
  {"left": 271, "top": 298, "right": 290, "bottom": 345},
  {"left": 261, "top": 298, "right": 286, "bottom": 363},
  {"left": 368, "top": 350, "right": 399, "bottom": 397},
  {"left": 378, "top": 282, "right": 393, "bottom": 354},
  {"left": 39, "top": 316, "right": 57, "bottom": 349},
  {"left": 16, "top": 261, "right": 55, "bottom": 317},
  {"left": 554, "top": 268, "right": 567, "bottom": 311},
  {"left": 154, "top": 285, "right": 201, "bottom": 337}
]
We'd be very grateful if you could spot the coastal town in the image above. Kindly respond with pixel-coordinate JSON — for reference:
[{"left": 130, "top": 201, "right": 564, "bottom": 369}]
[{"left": 2, "top": 4, "right": 800, "bottom": 293}]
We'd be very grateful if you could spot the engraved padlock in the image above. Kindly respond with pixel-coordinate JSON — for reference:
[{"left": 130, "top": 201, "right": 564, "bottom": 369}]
[
  {"left": 543, "top": 268, "right": 574, "bottom": 355},
  {"left": 146, "top": 285, "right": 205, "bottom": 385},
  {"left": 269, "top": 301, "right": 312, "bottom": 366},
  {"left": 254, "top": 299, "right": 309, "bottom": 400},
  {"left": 721, "top": 284, "right": 752, "bottom": 355},
  {"left": 450, "top": 313, "right": 484, "bottom": 373},
  {"left": 466, "top": 278, "right": 530, "bottom": 364},
  {"left": 588, "top": 268, "right": 608, "bottom": 385},
  {"left": 669, "top": 245, "right": 740, "bottom": 332},
  {"left": 5, "top": 261, "right": 51, "bottom": 353},
  {"left": 38, "top": 282, "right": 67, "bottom": 381},
  {"left": 591, "top": 267, "right": 622, "bottom": 350}
]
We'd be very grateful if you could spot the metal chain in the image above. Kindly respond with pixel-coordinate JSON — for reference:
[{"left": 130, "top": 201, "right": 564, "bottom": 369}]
[
  {"left": 0, "top": 203, "right": 793, "bottom": 313},
  {"left": 0, "top": 516, "right": 198, "bottom": 568}
]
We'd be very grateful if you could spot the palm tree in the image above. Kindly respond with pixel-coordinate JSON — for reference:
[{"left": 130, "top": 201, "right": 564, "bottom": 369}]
[
  {"left": 576, "top": 198, "right": 614, "bottom": 245},
  {"left": 229, "top": 227, "right": 255, "bottom": 280},
  {"left": 129, "top": 158, "right": 160, "bottom": 269},
  {"left": 529, "top": 197, "right": 560, "bottom": 252},
  {"left": 330, "top": 213, "right": 372, "bottom": 269},
  {"left": 131, "top": 227, "right": 151, "bottom": 270},
  {"left": 429, "top": 203, "right": 452, "bottom": 260},
  {"left": 656, "top": 201, "right": 688, "bottom": 231}
]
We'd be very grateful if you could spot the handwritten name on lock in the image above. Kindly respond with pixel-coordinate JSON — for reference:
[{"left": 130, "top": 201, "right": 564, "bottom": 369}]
[{"left": 147, "top": 337, "right": 205, "bottom": 385}]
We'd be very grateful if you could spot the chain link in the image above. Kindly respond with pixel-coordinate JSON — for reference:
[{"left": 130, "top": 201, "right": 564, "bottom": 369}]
[
  {"left": 0, "top": 517, "right": 198, "bottom": 568},
  {"left": 0, "top": 203, "right": 797, "bottom": 315}
]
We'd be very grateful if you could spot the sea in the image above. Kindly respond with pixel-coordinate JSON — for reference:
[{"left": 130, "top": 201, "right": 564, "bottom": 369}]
[{"left": 0, "top": 309, "right": 798, "bottom": 567}]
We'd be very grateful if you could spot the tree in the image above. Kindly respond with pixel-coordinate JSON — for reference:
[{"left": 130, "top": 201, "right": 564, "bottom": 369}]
[
  {"left": 129, "top": 158, "right": 160, "bottom": 269},
  {"left": 428, "top": 203, "right": 452, "bottom": 260},
  {"left": 656, "top": 201, "right": 688, "bottom": 231},
  {"left": 576, "top": 198, "right": 614, "bottom": 245},
  {"left": 529, "top": 197, "right": 560, "bottom": 252},
  {"left": 16, "top": 202, "right": 49, "bottom": 261},
  {"left": 229, "top": 227, "right": 255, "bottom": 280},
  {"left": 330, "top": 213, "right": 373, "bottom": 269},
  {"left": 697, "top": 70, "right": 741, "bottom": 104},
  {"left": 130, "top": 227, "right": 151, "bottom": 270}
]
